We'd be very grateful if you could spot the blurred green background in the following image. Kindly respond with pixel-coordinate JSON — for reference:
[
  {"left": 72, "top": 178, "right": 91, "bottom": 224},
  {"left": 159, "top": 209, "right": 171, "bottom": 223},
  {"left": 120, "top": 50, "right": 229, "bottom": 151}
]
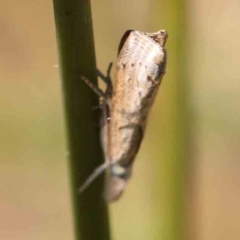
[{"left": 1, "top": 0, "right": 240, "bottom": 240}]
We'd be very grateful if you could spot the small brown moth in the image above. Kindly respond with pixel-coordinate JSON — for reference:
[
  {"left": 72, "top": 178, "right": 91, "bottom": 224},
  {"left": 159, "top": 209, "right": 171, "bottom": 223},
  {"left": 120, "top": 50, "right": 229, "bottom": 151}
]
[{"left": 79, "top": 29, "right": 168, "bottom": 202}]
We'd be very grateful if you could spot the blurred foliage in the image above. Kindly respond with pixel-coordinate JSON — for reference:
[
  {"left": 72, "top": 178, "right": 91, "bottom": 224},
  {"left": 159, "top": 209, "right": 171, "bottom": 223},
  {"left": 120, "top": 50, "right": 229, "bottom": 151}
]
[{"left": 149, "top": 0, "right": 189, "bottom": 239}]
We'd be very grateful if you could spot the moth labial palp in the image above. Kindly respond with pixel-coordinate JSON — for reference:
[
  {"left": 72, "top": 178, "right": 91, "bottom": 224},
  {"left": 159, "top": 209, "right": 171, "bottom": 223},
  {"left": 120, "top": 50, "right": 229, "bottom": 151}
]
[{"left": 79, "top": 29, "right": 168, "bottom": 203}]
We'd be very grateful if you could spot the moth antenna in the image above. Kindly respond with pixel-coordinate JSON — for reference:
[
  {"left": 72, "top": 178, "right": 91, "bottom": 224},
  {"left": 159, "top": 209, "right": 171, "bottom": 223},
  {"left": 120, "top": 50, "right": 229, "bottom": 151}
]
[
  {"left": 106, "top": 62, "right": 113, "bottom": 77},
  {"left": 80, "top": 74, "right": 107, "bottom": 99},
  {"left": 78, "top": 162, "right": 110, "bottom": 194}
]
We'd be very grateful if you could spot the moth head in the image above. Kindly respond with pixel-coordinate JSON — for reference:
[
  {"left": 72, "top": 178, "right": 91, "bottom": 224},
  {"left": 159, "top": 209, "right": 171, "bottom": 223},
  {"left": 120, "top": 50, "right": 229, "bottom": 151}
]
[
  {"left": 118, "top": 29, "right": 168, "bottom": 55},
  {"left": 147, "top": 29, "right": 168, "bottom": 47}
]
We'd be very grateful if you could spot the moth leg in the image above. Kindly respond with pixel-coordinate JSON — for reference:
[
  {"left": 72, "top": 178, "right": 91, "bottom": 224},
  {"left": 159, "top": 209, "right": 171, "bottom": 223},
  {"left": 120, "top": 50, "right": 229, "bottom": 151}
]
[
  {"left": 80, "top": 73, "right": 107, "bottom": 99},
  {"left": 80, "top": 74, "right": 110, "bottom": 128},
  {"left": 119, "top": 123, "right": 143, "bottom": 134},
  {"left": 92, "top": 102, "right": 111, "bottom": 128},
  {"left": 90, "top": 105, "right": 103, "bottom": 128},
  {"left": 96, "top": 62, "right": 113, "bottom": 97},
  {"left": 119, "top": 123, "right": 143, "bottom": 146},
  {"left": 96, "top": 62, "right": 113, "bottom": 86},
  {"left": 92, "top": 105, "right": 102, "bottom": 111}
]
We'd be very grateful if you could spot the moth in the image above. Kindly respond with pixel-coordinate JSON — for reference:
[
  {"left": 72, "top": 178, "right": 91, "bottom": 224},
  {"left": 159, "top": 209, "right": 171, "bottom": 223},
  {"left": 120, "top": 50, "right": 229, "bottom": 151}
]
[{"left": 79, "top": 29, "right": 168, "bottom": 202}]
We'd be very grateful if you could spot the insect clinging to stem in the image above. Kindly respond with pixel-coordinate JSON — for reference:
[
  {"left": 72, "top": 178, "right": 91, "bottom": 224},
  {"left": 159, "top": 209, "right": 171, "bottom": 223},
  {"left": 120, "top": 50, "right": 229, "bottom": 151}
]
[{"left": 79, "top": 29, "right": 168, "bottom": 203}]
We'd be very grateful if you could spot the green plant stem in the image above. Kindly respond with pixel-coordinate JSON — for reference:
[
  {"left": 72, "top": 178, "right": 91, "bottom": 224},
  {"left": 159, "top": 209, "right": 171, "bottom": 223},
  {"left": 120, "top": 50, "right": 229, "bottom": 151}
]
[
  {"left": 52, "top": 0, "right": 110, "bottom": 239},
  {"left": 152, "top": 0, "right": 189, "bottom": 240}
]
